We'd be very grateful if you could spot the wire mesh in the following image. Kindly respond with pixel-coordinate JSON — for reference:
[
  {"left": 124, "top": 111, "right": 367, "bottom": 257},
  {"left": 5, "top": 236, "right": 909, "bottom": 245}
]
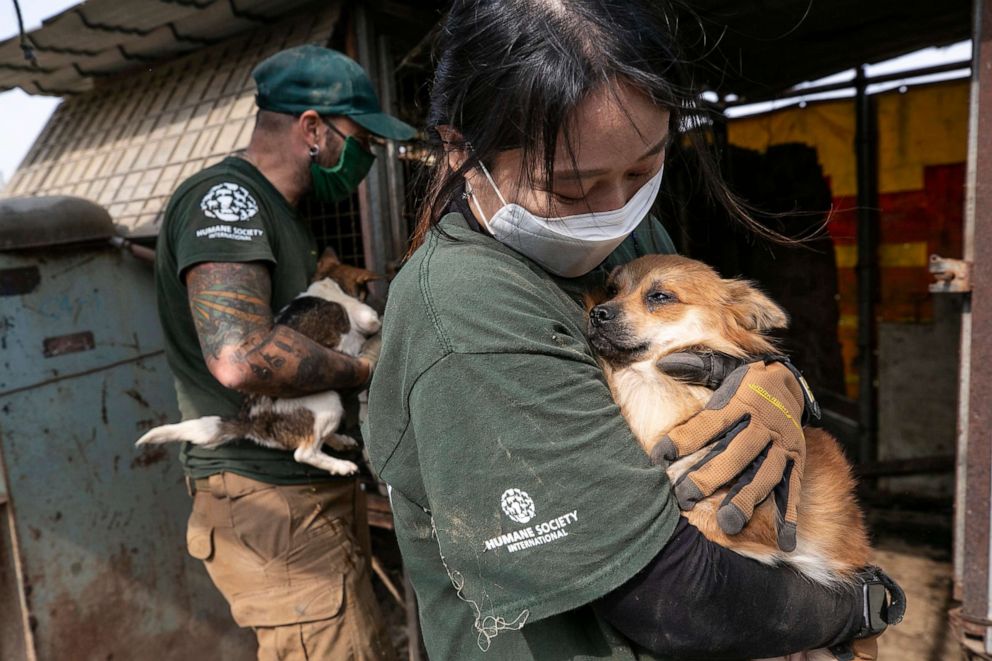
[
  {"left": 300, "top": 192, "right": 366, "bottom": 268},
  {"left": 3, "top": 7, "right": 339, "bottom": 238},
  {"left": 393, "top": 55, "right": 433, "bottom": 246}
]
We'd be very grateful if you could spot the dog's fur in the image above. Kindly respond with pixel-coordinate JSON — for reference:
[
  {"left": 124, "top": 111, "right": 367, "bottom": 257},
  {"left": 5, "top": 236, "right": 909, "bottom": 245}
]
[
  {"left": 136, "top": 249, "right": 382, "bottom": 475},
  {"left": 588, "top": 254, "right": 871, "bottom": 586}
]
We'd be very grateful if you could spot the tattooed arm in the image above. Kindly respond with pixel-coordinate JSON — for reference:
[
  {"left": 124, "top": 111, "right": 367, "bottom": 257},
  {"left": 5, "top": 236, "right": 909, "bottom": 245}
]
[{"left": 186, "top": 261, "right": 370, "bottom": 397}]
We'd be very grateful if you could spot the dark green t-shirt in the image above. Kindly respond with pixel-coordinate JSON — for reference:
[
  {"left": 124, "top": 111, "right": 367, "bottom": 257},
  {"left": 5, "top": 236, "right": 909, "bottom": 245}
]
[
  {"left": 365, "top": 211, "right": 680, "bottom": 659},
  {"left": 155, "top": 156, "right": 329, "bottom": 484}
]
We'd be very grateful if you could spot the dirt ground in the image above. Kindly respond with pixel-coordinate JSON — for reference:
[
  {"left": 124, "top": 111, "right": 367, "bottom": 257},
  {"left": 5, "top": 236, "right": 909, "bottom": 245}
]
[
  {"left": 873, "top": 538, "right": 959, "bottom": 661},
  {"left": 371, "top": 528, "right": 963, "bottom": 659}
]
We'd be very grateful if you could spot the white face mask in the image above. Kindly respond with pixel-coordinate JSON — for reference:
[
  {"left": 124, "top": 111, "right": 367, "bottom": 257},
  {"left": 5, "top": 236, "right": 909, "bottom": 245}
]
[{"left": 468, "top": 162, "right": 664, "bottom": 277}]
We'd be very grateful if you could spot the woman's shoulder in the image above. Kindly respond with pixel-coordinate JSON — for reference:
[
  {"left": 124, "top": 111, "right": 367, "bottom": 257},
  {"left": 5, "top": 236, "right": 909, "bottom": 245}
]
[
  {"left": 389, "top": 216, "right": 586, "bottom": 355},
  {"left": 398, "top": 215, "right": 555, "bottom": 303}
]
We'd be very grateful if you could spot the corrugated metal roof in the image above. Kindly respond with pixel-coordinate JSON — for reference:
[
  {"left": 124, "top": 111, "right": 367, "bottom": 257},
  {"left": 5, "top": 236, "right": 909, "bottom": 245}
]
[
  {"left": 685, "top": 0, "right": 970, "bottom": 101},
  {"left": 1, "top": 0, "right": 973, "bottom": 102},
  {"left": 0, "top": 0, "right": 319, "bottom": 95},
  {"left": 2, "top": 3, "right": 344, "bottom": 236}
]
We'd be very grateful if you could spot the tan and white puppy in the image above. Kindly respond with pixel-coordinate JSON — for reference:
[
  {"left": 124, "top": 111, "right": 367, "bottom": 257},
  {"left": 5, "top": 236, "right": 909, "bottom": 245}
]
[
  {"left": 136, "top": 252, "right": 381, "bottom": 475},
  {"left": 587, "top": 254, "right": 871, "bottom": 585}
]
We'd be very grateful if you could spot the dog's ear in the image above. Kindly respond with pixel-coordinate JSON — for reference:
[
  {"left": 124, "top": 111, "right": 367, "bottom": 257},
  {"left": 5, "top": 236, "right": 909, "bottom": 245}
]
[
  {"left": 314, "top": 247, "right": 342, "bottom": 280},
  {"left": 346, "top": 268, "right": 384, "bottom": 302},
  {"left": 582, "top": 287, "right": 609, "bottom": 312},
  {"left": 724, "top": 279, "right": 789, "bottom": 332},
  {"left": 318, "top": 262, "right": 384, "bottom": 301}
]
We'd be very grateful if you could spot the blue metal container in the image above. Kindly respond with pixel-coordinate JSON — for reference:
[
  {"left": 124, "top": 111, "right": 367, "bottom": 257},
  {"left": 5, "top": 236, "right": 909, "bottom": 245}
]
[{"left": 0, "top": 197, "right": 254, "bottom": 660}]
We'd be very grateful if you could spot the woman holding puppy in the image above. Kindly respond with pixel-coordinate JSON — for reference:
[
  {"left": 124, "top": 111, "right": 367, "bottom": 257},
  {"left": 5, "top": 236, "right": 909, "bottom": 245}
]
[{"left": 366, "top": 1, "right": 884, "bottom": 659}]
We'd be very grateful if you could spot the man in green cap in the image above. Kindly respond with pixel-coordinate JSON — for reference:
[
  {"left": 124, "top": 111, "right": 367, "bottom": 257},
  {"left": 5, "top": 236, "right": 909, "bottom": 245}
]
[{"left": 154, "top": 44, "right": 414, "bottom": 659}]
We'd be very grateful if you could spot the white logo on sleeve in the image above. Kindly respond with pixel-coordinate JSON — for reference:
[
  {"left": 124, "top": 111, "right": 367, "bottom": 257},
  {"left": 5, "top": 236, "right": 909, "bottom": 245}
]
[
  {"left": 487, "top": 489, "right": 579, "bottom": 553},
  {"left": 200, "top": 182, "right": 259, "bottom": 221},
  {"left": 500, "top": 488, "right": 536, "bottom": 524}
]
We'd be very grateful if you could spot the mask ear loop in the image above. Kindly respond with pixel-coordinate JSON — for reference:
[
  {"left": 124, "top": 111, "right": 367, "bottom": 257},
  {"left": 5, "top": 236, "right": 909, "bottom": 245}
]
[
  {"left": 476, "top": 160, "right": 508, "bottom": 207},
  {"left": 465, "top": 178, "right": 490, "bottom": 226},
  {"left": 463, "top": 142, "right": 508, "bottom": 227}
]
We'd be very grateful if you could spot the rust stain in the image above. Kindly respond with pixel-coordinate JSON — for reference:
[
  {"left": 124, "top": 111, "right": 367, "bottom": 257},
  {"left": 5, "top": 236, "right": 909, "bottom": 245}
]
[
  {"left": 135, "top": 413, "right": 168, "bottom": 431},
  {"left": 124, "top": 388, "right": 150, "bottom": 408},
  {"left": 101, "top": 379, "right": 108, "bottom": 425},
  {"left": 131, "top": 446, "right": 167, "bottom": 469},
  {"left": 46, "top": 253, "right": 98, "bottom": 279},
  {"left": 40, "top": 544, "right": 239, "bottom": 661},
  {"left": 0, "top": 316, "right": 14, "bottom": 350},
  {"left": 43, "top": 331, "right": 95, "bottom": 358}
]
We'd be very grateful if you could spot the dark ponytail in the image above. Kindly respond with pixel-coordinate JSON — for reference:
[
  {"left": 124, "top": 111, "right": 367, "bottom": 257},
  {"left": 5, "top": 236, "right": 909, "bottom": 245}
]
[{"left": 408, "top": 0, "right": 762, "bottom": 256}]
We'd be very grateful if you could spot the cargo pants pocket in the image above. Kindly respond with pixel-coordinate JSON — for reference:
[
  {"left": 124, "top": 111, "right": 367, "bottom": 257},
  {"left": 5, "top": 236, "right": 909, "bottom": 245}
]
[{"left": 186, "top": 508, "right": 214, "bottom": 561}]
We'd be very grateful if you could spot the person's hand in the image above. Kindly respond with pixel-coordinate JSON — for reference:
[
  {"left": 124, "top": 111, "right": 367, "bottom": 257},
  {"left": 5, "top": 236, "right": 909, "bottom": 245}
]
[
  {"left": 651, "top": 359, "right": 807, "bottom": 551},
  {"left": 848, "top": 635, "right": 880, "bottom": 660},
  {"left": 656, "top": 351, "right": 747, "bottom": 389},
  {"left": 357, "top": 332, "right": 382, "bottom": 384},
  {"left": 833, "top": 565, "right": 905, "bottom": 660}
]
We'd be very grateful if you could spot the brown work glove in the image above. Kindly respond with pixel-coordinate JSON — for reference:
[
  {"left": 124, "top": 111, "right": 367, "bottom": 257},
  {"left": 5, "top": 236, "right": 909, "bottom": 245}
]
[
  {"left": 656, "top": 351, "right": 747, "bottom": 390},
  {"left": 651, "top": 360, "right": 807, "bottom": 551}
]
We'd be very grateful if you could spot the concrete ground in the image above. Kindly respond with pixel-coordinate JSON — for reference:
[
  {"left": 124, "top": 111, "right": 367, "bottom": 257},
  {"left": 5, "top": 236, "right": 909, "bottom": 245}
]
[{"left": 873, "top": 539, "right": 959, "bottom": 660}]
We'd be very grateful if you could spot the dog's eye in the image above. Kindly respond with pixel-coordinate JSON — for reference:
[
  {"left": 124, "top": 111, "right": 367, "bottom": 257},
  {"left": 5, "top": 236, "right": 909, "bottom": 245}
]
[
  {"left": 647, "top": 291, "right": 674, "bottom": 304},
  {"left": 606, "top": 285, "right": 618, "bottom": 297}
]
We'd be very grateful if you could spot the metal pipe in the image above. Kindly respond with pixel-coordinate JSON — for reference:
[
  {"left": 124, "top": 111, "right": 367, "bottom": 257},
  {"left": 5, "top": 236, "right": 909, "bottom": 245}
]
[
  {"left": 854, "top": 66, "right": 880, "bottom": 469},
  {"left": 108, "top": 236, "right": 155, "bottom": 263},
  {"left": 404, "top": 571, "right": 423, "bottom": 661},
  {"left": 954, "top": 1, "right": 982, "bottom": 604},
  {"left": 353, "top": 4, "right": 392, "bottom": 300},
  {"left": 723, "top": 60, "right": 973, "bottom": 107},
  {"left": 377, "top": 34, "right": 409, "bottom": 269},
  {"left": 854, "top": 455, "right": 955, "bottom": 478},
  {"left": 961, "top": 0, "right": 992, "bottom": 651}
]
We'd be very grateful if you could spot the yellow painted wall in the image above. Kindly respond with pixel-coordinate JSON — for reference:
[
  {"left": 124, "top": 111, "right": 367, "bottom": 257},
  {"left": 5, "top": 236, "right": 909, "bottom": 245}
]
[
  {"left": 728, "top": 80, "right": 969, "bottom": 197},
  {"left": 727, "top": 80, "right": 969, "bottom": 397}
]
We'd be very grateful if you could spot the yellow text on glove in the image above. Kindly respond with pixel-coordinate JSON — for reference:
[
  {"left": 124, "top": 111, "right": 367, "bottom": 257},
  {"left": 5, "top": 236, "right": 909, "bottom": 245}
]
[{"left": 747, "top": 383, "right": 802, "bottom": 431}]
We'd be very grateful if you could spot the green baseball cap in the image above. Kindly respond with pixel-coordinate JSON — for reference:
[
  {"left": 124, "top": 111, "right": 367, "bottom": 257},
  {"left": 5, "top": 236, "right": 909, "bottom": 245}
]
[{"left": 252, "top": 45, "right": 416, "bottom": 141}]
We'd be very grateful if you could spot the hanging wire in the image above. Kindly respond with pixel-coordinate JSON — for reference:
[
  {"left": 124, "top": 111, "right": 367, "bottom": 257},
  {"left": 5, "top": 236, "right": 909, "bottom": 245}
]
[{"left": 11, "top": 0, "right": 37, "bottom": 66}]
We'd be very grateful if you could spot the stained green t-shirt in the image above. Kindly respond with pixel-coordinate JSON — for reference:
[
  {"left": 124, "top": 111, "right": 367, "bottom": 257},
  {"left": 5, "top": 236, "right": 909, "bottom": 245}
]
[
  {"left": 155, "top": 156, "right": 331, "bottom": 484},
  {"left": 365, "top": 211, "right": 680, "bottom": 659}
]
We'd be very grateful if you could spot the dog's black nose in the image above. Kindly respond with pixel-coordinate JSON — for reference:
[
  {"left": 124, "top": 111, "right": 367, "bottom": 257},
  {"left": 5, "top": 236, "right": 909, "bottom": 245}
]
[{"left": 589, "top": 304, "right": 617, "bottom": 325}]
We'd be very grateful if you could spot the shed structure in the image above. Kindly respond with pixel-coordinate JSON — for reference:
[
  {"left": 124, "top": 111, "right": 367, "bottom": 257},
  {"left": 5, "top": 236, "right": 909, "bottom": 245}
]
[
  {"left": 0, "top": 1, "right": 439, "bottom": 659},
  {"left": 0, "top": 0, "right": 989, "bottom": 658}
]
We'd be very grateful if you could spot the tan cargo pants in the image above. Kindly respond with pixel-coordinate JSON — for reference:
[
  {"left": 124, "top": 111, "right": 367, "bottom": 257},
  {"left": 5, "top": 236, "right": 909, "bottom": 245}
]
[{"left": 185, "top": 472, "right": 396, "bottom": 660}]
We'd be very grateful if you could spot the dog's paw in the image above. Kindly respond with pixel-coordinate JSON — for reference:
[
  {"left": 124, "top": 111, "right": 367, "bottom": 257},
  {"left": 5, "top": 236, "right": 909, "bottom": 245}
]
[
  {"left": 327, "top": 433, "right": 359, "bottom": 451},
  {"left": 294, "top": 447, "right": 359, "bottom": 475},
  {"left": 325, "top": 459, "right": 359, "bottom": 476}
]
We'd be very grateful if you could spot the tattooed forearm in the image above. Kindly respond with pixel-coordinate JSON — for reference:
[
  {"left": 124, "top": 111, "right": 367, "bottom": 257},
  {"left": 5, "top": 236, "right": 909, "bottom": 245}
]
[
  {"left": 186, "top": 262, "right": 367, "bottom": 396},
  {"left": 252, "top": 325, "right": 367, "bottom": 393},
  {"left": 188, "top": 262, "right": 272, "bottom": 360}
]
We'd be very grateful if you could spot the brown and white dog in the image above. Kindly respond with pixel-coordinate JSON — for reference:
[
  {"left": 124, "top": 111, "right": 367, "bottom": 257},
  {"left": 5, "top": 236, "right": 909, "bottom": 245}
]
[
  {"left": 587, "top": 254, "right": 871, "bottom": 586},
  {"left": 136, "top": 249, "right": 382, "bottom": 475}
]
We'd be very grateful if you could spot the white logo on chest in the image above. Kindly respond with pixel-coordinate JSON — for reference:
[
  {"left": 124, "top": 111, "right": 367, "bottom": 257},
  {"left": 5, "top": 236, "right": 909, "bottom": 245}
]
[
  {"left": 500, "top": 488, "right": 536, "bottom": 523},
  {"left": 487, "top": 489, "right": 579, "bottom": 554},
  {"left": 200, "top": 182, "right": 259, "bottom": 222}
]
